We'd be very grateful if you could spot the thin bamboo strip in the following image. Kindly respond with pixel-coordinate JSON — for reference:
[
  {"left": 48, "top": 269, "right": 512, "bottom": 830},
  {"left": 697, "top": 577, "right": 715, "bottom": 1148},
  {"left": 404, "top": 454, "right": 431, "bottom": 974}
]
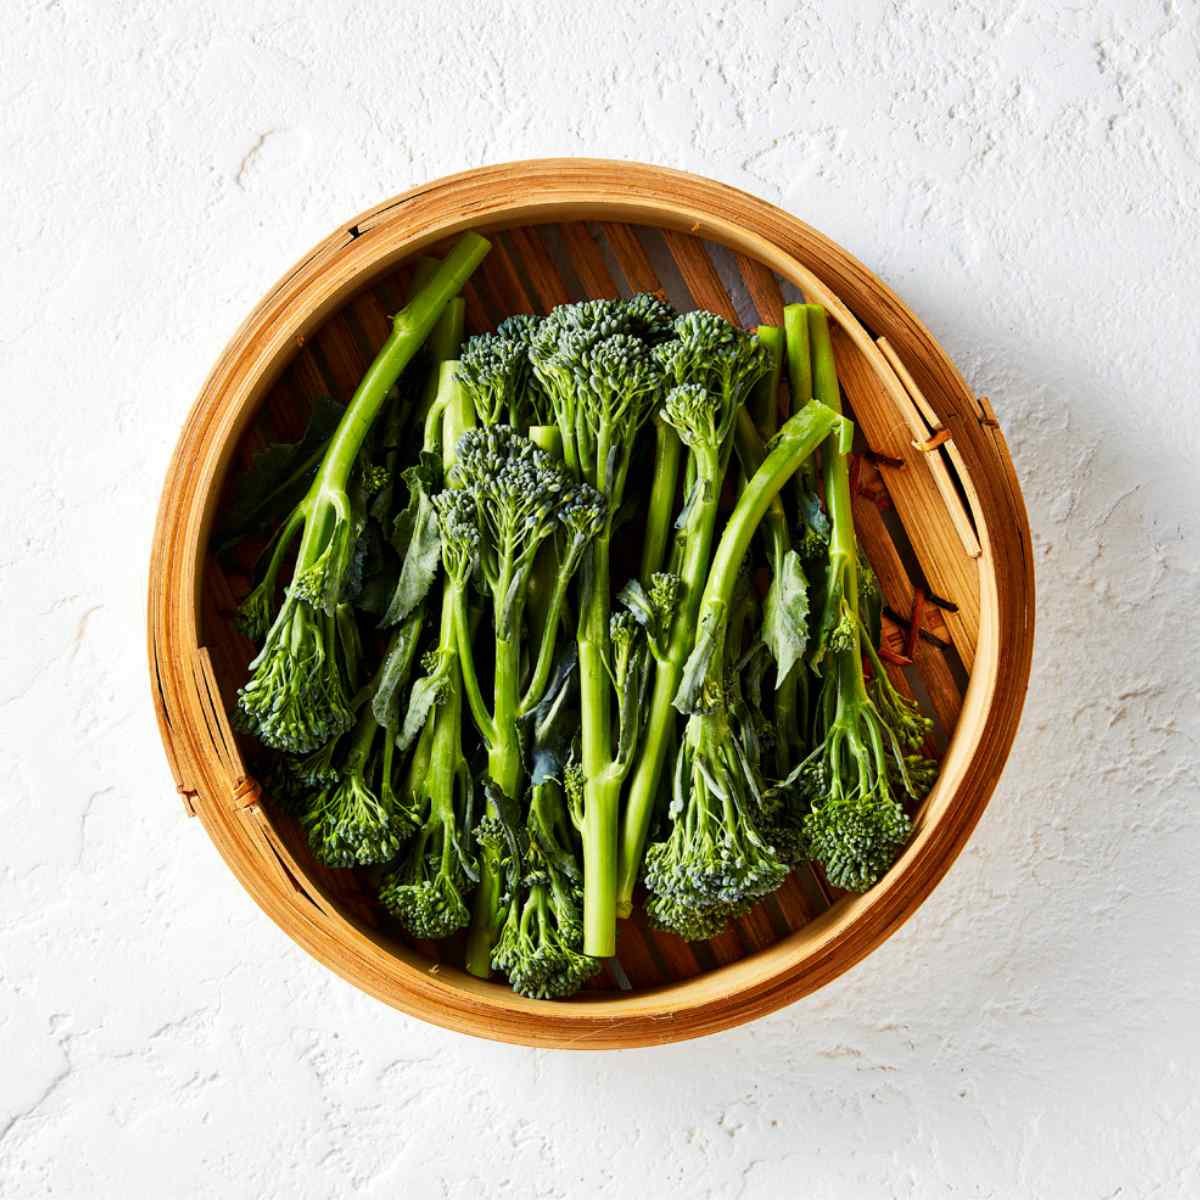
[
  {"left": 878, "top": 337, "right": 987, "bottom": 541},
  {"left": 612, "top": 921, "right": 666, "bottom": 991},
  {"left": 486, "top": 236, "right": 537, "bottom": 315},
  {"left": 505, "top": 228, "right": 572, "bottom": 311},
  {"left": 663, "top": 230, "right": 740, "bottom": 323},
  {"left": 560, "top": 222, "right": 621, "bottom": 299},
  {"left": 349, "top": 289, "right": 395, "bottom": 357},
  {"left": 770, "top": 876, "right": 821, "bottom": 932},
  {"left": 600, "top": 222, "right": 662, "bottom": 294},
  {"left": 458, "top": 280, "right": 493, "bottom": 334},
  {"left": 735, "top": 252, "right": 786, "bottom": 326},
  {"left": 630, "top": 906, "right": 703, "bottom": 981},
  {"left": 874, "top": 338, "right": 981, "bottom": 559},
  {"left": 829, "top": 325, "right": 982, "bottom": 670},
  {"left": 853, "top": 491, "right": 964, "bottom": 734},
  {"left": 310, "top": 313, "right": 370, "bottom": 402}
]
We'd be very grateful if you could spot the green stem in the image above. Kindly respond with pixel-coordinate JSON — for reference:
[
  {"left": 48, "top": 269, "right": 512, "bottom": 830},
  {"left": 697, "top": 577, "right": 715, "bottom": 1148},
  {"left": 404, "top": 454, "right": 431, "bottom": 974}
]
[
  {"left": 783, "top": 306, "right": 813, "bottom": 408},
  {"left": 695, "top": 401, "right": 848, "bottom": 678},
  {"left": 520, "top": 564, "right": 570, "bottom": 715},
  {"left": 429, "top": 583, "right": 465, "bottom": 859},
  {"left": 344, "top": 700, "right": 380, "bottom": 769},
  {"left": 616, "top": 445, "right": 722, "bottom": 918},
  {"left": 751, "top": 325, "right": 784, "bottom": 438},
  {"left": 452, "top": 590, "right": 495, "bottom": 747},
  {"left": 523, "top": 424, "right": 563, "bottom": 692},
  {"left": 320, "top": 235, "right": 488, "bottom": 497},
  {"left": 293, "top": 235, "right": 489, "bottom": 575},
  {"left": 416, "top": 298, "right": 466, "bottom": 432},
  {"left": 809, "top": 305, "right": 862, "bottom": 649},
  {"left": 489, "top": 632, "right": 523, "bottom": 799},
  {"left": 578, "top": 531, "right": 618, "bottom": 956},
  {"left": 810, "top": 306, "right": 856, "bottom": 613},
  {"left": 640, "top": 418, "right": 682, "bottom": 580},
  {"left": 783, "top": 302, "right": 823, "bottom": 507}
]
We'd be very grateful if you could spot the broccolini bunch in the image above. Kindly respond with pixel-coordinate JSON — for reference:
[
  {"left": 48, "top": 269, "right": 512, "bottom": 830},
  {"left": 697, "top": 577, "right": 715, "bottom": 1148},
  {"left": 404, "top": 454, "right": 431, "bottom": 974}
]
[{"left": 226, "top": 263, "right": 941, "bottom": 1000}]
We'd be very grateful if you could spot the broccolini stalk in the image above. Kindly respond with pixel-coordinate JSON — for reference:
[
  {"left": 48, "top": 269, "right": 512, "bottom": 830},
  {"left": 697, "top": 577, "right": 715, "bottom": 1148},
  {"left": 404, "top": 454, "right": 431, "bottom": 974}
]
[
  {"left": 530, "top": 304, "right": 666, "bottom": 956},
  {"left": 634, "top": 297, "right": 684, "bottom": 580},
  {"left": 524, "top": 425, "right": 565, "bottom": 658},
  {"left": 639, "top": 417, "right": 682, "bottom": 580},
  {"left": 380, "top": 300, "right": 468, "bottom": 631},
  {"left": 791, "top": 307, "right": 935, "bottom": 891},
  {"left": 491, "top": 780, "right": 599, "bottom": 999},
  {"left": 379, "top": 375, "right": 480, "bottom": 938},
  {"left": 642, "top": 400, "right": 847, "bottom": 938},
  {"left": 750, "top": 324, "right": 784, "bottom": 437},
  {"left": 735, "top": 382, "right": 814, "bottom": 779},
  {"left": 615, "top": 317, "right": 770, "bottom": 919},
  {"left": 298, "top": 702, "right": 416, "bottom": 868},
  {"left": 235, "top": 233, "right": 490, "bottom": 752},
  {"left": 783, "top": 304, "right": 831, "bottom": 560},
  {"left": 443, "top": 425, "right": 604, "bottom": 977},
  {"left": 414, "top": 295, "right": 466, "bottom": 440}
]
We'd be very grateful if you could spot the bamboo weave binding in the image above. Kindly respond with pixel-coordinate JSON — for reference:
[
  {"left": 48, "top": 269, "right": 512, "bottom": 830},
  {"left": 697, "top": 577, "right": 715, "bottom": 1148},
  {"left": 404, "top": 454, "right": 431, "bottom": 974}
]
[{"left": 148, "top": 161, "right": 1034, "bottom": 1049}]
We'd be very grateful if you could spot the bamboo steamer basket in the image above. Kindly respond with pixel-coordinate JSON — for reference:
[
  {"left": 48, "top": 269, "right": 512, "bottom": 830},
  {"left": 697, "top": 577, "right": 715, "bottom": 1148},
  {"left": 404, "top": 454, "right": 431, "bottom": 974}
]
[{"left": 149, "top": 160, "right": 1034, "bottom": 1049}]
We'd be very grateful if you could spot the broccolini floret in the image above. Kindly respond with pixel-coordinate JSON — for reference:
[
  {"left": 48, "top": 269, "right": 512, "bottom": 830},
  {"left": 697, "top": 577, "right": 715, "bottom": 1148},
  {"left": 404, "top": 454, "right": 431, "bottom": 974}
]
[
  {"left": 299, "top": 704, "right": 417, "bottom": 868},
  {"left": 641, "top": 399, "right": 847, "bottom": 938},
  {"left": 456, "top": 333, "right": 527, "bottom": 427},
  {"left": 234, "top": 234, "right": 491, "bottom": 753},
  {"left": 439, "top": 424, "right": 603, "bottom": 976},
  {"left": 616, "top": 315, "right": 771, "bottom": 919},
  {"left": 491, "top": 781, "right": 599, "bottom": 999},
  {"left": 784, "top": 305, "right": 934, "bottom": 892},
  {"left": 528, "top": 305, "right": 667, "bottom": 957},
  {"left": 379, "top": 371, "right": 481, "bottom": 939}
]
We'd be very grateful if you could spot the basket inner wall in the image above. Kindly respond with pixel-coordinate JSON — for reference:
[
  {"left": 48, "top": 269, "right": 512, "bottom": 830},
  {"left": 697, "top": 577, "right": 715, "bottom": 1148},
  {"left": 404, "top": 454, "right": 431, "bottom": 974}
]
[{"left": 206, "top": 219, "right": 979, "bottom": 996}]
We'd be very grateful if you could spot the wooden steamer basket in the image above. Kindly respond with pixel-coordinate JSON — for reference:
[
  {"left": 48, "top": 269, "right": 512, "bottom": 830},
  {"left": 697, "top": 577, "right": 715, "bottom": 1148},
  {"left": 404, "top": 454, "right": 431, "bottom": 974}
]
[{"left": 149, "top": 160, "right": 1033, "bottom": 1049}]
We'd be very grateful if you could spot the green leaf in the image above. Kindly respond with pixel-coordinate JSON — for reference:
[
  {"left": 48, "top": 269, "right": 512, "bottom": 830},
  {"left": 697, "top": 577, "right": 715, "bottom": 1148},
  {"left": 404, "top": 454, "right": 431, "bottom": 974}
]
[
  {"left": 381, "top": 453, "right": 442, "bottom": 627},
  {"left": 673, "top": 604, "right": 725, "bottom": 715},
  {"left": 397, "top": 651, "right": 449, "bottom": 750},
  {"left": 371, "top": 609, "right": 425, "bottom": 730},
  {"left": 762, "top": 547, "right": 810, "bottom": 685},
  {"left": 520, "top": 646, "right": 578, "bottom": 785},
  {"left": 220, "top": 395, "right": 343, "bottom": 541},
  {"left": 614, "top": 628, "right": 651, "bottom": 772}
]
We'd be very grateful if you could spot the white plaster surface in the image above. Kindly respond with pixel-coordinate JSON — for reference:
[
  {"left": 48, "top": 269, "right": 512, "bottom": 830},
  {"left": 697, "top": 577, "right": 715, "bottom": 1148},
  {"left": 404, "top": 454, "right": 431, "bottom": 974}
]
[{"left": 3, "top": 1, "right": 1199, "bottom": 1196}]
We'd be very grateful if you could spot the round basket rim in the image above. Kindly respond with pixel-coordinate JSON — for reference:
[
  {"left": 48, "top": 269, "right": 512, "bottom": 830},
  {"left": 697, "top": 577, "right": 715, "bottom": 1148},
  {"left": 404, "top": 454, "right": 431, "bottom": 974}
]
[{"left": 148, "top": 158, "right": 1034, "bottom": 1049}]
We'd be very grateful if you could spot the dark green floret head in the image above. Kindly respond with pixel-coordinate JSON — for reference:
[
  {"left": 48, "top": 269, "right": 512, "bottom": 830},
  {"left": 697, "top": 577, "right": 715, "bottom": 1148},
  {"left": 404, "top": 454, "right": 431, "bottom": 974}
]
[
  {"left": 432, "top": 489, "right": 480, "bottom": 585},
  {"left": 456, "top": 333, "right": 526, "bottom": 426},
  {"left": 661, "top": 382, "right": 724, "bottom": 452},
  {"left": 656, "top": 311, "right": 771, "bottom": 407},
  {"left": 644, "top": 891, "right": 742, "bottom": 942},
  {"left": 495, "top": 312, "right": 542, "bottom": 345},
  {"left": 620, "top": 292, "right": 677, "bottom": 343},
  {"left": 301, "top": 772, "right": 412, "bottom": 869},
  {"left": 541, "top": 297, "right": 629, "bottom": 340},
  {"left": 558, "top": 481, "right": 607, "bottom": 542},
  {"left": 803, "top": 791, "right": 912, "bottom": 892},
  {"left": 235, "top": 603, "right": 354, "bottom": 754},
  {"left": 380, "top": 859, "right": 471, "bottom": 940},
  {"left": 290, "top": 735, "right": 343, "bottom": 788}
]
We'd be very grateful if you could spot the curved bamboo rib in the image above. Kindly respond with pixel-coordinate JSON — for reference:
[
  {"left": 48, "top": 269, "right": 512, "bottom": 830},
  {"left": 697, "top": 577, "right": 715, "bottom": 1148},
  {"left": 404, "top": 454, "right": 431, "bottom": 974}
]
[{"left": 149, "top": 161, "right": 1034, "bottom": 1049}]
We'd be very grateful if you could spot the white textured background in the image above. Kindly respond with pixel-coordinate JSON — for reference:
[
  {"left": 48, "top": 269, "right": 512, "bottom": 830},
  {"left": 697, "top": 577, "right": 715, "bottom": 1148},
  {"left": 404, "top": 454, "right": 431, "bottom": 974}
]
[{"left": 3, "top": 1, "right": 1199, "bottom": 1196}]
